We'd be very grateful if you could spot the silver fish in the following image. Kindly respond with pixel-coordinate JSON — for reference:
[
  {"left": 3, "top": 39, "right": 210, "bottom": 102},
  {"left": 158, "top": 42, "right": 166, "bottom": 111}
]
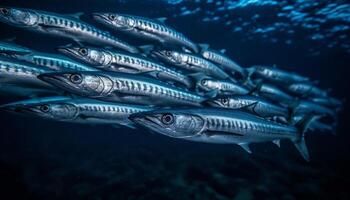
[
  {"left": 38, "top": 71, "right": 205, "bottom": 106},
  {"left": 0, "top": 55, "right": 54, "bottom": 89},
  {"left": 293, "top": 100, "right": 336, "bottom": 118},
  {"left": 253, "top": 83, "right": 295, "bottom": 105},
  {"left": 246, "top": 65, "right": 309, "bottom": 84},
  {"left": 0, "top": 40, "right": 32, "bottom": 57},
  {"left": 199, "top": 45, "right": 246, "bottom": 78},
  {"left": 130, "top": 108, "right": 317, "bottom": 161},
  {"left": 284, "top": 83, "right": 328, "bottom": 98},
  {"left": 205, "top": 95, "right": 290, "bottom": 119},
  {"left": 191, "top": 73, "right": 249, "bottom": 97},
  {"left": 309, "top": 97, "right": 343, "bottom": 108},
  {"left": 292, "top": 115, "right": 333, "bottom": 133},
  {"left": 17, "top": 52, "right": 98, "bottom": 71},
  {"left": 151, "top": 49, "right": 231, "bottom": 80},
  {"left": 2, "top": 97, "right": 152, "bottom": 128},
  {"left": 0, "top": 7, "right": 139, "bottom": 53},
  {"left": 57, "top": 45, "right": 193, "bottom": 88},
  {"left": 93, "top": 13, "right": 198, "bottom": 53}
]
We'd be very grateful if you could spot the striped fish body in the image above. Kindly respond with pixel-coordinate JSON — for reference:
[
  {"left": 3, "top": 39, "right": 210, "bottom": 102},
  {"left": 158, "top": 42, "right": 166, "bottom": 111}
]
[
  {"left": 286, "top": 83, "right": 328, "bottom": 98},
  {"left": 0, "top": 56, "right": 54, "bottom": 89},
  {"left": 93, "top": 13, "right": 198, "bottom": 53},
  {"left": 254, "top": 83, "right": 295, "bottom": 105},
  {"left": 201, "top": 49, "right": 246, "bottom": 78},
  {"left": 0, "top": 8, "right": 139, "bottom": 53},
  {"left": 17, "top": 52, "right": 98, "bottom": 72},
  {"left": 198, "top": 78, "right": 249, "bottom": 96},
  {"left": 0, "top": 41, "right": 32, "bottom": 58},
  {"left": 100, "top": 50, "right": 193, "bottom": 88}
]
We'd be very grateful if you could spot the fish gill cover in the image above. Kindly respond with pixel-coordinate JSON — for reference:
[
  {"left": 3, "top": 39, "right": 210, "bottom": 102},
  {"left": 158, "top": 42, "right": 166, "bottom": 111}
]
[{"left": 0, "top": 0, "right": 349, "bottom": 199}]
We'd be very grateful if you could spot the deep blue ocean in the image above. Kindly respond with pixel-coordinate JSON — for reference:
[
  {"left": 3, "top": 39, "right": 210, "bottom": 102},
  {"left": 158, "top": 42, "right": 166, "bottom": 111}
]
[{"left": 0, "top": 0, "right": 349, "bottom": 199}]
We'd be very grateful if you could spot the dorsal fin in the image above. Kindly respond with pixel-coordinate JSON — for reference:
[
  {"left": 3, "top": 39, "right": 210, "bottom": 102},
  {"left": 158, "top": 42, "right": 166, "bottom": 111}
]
[
  {"left": 68, "top": 12, "right": 84, "bottom": 19},
  {"left": 155, "top": 17, "right": 167, "bottom": 23},
  {"left": 219, "top": 49, "right": 226, "bottom": 54},
  {"left": 239, "top": 143, "right": 252, "bottom": 154},
  {"left": 198, "top": 43, "right": 210, "bottom": 51}
]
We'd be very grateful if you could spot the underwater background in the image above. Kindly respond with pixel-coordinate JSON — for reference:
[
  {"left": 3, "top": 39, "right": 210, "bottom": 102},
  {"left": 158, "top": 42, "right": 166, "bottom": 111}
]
[{"left": 0, "top": 0, "right": 349, "bottom": 199}]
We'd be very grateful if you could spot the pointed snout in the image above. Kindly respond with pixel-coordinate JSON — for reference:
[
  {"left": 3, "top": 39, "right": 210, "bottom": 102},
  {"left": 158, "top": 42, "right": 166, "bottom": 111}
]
[
  {"left": 92, "top": 12, "right": 109, "bottom": 22},
  {"left": 38, "top": 72, "right": 66, "bottom": 87}
]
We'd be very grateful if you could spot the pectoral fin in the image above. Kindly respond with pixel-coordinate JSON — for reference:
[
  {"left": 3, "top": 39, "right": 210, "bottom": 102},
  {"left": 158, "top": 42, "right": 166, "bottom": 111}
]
[
  {"left": 272, "top": 140, "right": 281, "bottom": 148},
  {"left": 239, "top": 143, "right": 252, "bottom": 154}
]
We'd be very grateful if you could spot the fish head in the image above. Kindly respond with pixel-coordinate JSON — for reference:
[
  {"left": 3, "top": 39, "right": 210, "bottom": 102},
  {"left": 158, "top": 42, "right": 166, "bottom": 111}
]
[
  {"left": 93, "top": 13, "right": 136, "bottom": 30},
  {"left": 205, "top": 97, "right": 232, "bottom": 108},
  {"left": 151, "top": 49, "right": 183, "bottom": 65},
  {"left": 57, "top": 45, "right": 111, "bottom": 66},
  {"left": 15, "top": 102, "right": 78, "bottom": 121},
  {"left": 129, "top": 110, "right": 205, "bottom": 138},
  {"left": 197, "top": 78, "right": 218, "bottom": 92},
  {"left": 38, "top": 72, "right": 113, "bottom": 97},
  {"left": 0, "top": 7, "right": 38, "bottom": 27}
]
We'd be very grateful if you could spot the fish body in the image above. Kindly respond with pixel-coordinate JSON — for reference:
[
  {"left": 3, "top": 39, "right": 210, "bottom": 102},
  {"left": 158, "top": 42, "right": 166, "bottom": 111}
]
[
  {"left": 192, "top": 73, "right": 249, "bottom": 97},
  {"left": 0, "top": 41, "right": 32, "bottom": 57},
  {"left": 253, "top": 83, "right": 295, "bottom": 105},
  {"left": 17, "top": 52, "right": 98, "bottom": 71},
  {"left": 152, "top": 49, "right": 230, "bottom": 80},
  {"left": 0, "top": 7, "right": 139, "bottom": 53},
  {"left": 38, "top": 71, "right": 205, "bottom": 106},
  {"left": 0, "top": 56, "right": 54, "bottom": 88},
  {"left": 2, "top": 97, "right": 151, "bottom": 128},
  {"left": 206, "top": 95, "right": 290, "bottom": 119},
  {"left": 309, "top": 97, "right": 342, "bottom": 108},
  {"left": 293, "top": 100, "right": 336, "bottom": 118},
  {"left": 58, "top": 45, "right": 193, "bottom": 88},
  {"left": 285, "top": 83, "right": 328, "bottom": 98},
  {"left": 130, "top": 108, "right": 314, "bottom": 161},
  {"left": 200, "top": 47, "right": 246, "bottom": 78},
  {"left": 246, "top": 65, "right": 309, "bottom": 84},
  {"left": 93, "top": 13, "right": 198, "bottom": 53}
]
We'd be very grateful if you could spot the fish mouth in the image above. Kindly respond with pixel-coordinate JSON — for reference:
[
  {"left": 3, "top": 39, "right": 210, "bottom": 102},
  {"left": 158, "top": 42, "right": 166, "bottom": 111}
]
[
  {"left": 129, "top": 113, "right": 162, "bottom": 132},
  {"left": 56, "top": 45, "right": 77, "bottom": 57},
  {"left": 203, "top": 100, "right": 221, "bottom": 107},
  {"left": 38, "top": 73, "right": 70, "bottom": 90}
]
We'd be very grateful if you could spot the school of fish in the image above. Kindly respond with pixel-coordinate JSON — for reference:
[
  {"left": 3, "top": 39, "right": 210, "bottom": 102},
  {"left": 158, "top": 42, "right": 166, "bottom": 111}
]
[{"left": 0, "top": 6, "right": 343, "bottom": 161}]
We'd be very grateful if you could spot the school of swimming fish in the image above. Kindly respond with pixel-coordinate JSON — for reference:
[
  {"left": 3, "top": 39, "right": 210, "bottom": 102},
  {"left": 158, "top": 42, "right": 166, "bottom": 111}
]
[{"left": 0, "top": 7, "right": 343, "bottom": 161}]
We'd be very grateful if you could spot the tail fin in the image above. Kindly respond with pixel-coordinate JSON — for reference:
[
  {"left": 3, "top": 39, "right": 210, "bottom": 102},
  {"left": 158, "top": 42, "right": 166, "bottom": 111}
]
[{"left": 292, "top": 115, "right": 320, "bottom": 161}]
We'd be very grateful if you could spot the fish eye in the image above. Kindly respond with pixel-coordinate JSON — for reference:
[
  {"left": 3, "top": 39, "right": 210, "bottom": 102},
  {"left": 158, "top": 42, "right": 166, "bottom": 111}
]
[
  {"left": 165, "top": 51, "right": 172, "bottom": 56},
  {"left": 109, "top": 14, "right": 116, "bottom": 21},
  {"left": 221, "top": 98, "right": 229, "bottom": 105},
  {"left": 70, "top": 74, "right": 83, "bottom": 84},
  {"left": 161, "top": 114, "right": 174, "bottom": 125},
  {"left": 40, "top": 104, "right": 50, "bottom": 113},
  {"left": 201, "top": 79, "right": 207, "bottom": 85},
  {"left": 0, "top": 8, "right": 9, "bottom": 15},
  {"left": 79, "top": 48, "right": 88, "bottom": 56}
]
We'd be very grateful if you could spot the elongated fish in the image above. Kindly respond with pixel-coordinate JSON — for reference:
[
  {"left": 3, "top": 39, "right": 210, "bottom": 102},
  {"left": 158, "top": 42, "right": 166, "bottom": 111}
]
[
  {"left": 2, "top": 97, "right": 152, "bottom": 128},
  {"left": 93, "top": 13, "right": 199, "bottom": 53},
  {"left": 285, "top": 82, "right": 329, "bottom": 98},
  {"left": 38, "top": 71, "right": 205, "bottom": 106},
  {"left": 130, "top": 108, "right": 317, "bottom": 161},
  {"left": 17, "top": 52, "right": 98, "bottom": 71},
  {"left": 191, "top": 73, "right": 249, "bottom": 97},
  {"left": 199, "top": 45, "right": 246, "bottom": 78},
  {"left": 252, "top": 83, "right": 295, "bottom": 105},
  {"left": 0, "top": 40, "right": 32, "bottom": 57},
  {"left": 152, "top": 49, "right": 231, "bottom": 80},
  {"left": 293, "top": 100, "right": 336, "bottom": 118},
  {"left": 0, "top": 7, "right": 139, "bottom": 53},
  {"left": 246, "top": 65, "right": 309, "bottom": 84},
  {"left": 0, "top": 55, "right": 54, "bottom": 89},
  {"left": 205, "top": 95, "right": 290, "bottom": 119},
  {"left": 57, "top": 45, "right": 193, "bottom": 88},
  {"left": 309, "top": 97, "right": 343, "bottom": 108}
]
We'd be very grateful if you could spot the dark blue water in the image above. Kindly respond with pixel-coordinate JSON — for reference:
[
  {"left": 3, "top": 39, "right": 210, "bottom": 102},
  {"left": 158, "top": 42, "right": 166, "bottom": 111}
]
[{"left": 0, "top": 0, "right": 349, "bottom": 199}]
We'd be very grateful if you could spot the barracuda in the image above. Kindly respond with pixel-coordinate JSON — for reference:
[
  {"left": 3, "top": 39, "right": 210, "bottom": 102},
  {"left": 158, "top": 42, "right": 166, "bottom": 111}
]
[
  {"left": 1, "top": 97, "right": 152, "bottom": 128},
  {"left": 0, "top": 55, "right": 54, "bottom": 89},
  {"left": 309, "top": 97, "right": 343, "bottom": 108},
  {"left": 0, "top": 7, "right": 139, "bottom": 53},
  {"left": 191, "top": 73, "right": 249, "bottom": 97},
  {"left": 293, "top": 100, "right": 336, "bottom": 118},
  {"left": 205, "top": 95, "right": 290, "bottom": 119},
  {"left": 17, "top": 52, "right": 98, "bottom": 72},
  {"left": 57, "top": 45, "right": 193, "bottom": 88},
  {"left": 151, "top": 49, "right": 231, "bottom": 80},
  {"left": 130, "top": 108, "right": 316, "bottom": 161},
  {"left": 93, "top": 13, "right": 198, "bottom": 53},
  {"left": 0, "top": 40, "right": 32, "bottom": 57},
  {"left": 252, "top": 83, "right": 295, "bottom": 105},
  {"left": 246, "top": 65, "right": 309, "bottom": 84},
  {"left": 38, "top": 71, "right": 205, "bottom": 106},
  {"left": 285, "top": 82, "right": 329, "bottom": 98},
  {"left": 199, "top": 45, "right": 246, "bottom": 78}
]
